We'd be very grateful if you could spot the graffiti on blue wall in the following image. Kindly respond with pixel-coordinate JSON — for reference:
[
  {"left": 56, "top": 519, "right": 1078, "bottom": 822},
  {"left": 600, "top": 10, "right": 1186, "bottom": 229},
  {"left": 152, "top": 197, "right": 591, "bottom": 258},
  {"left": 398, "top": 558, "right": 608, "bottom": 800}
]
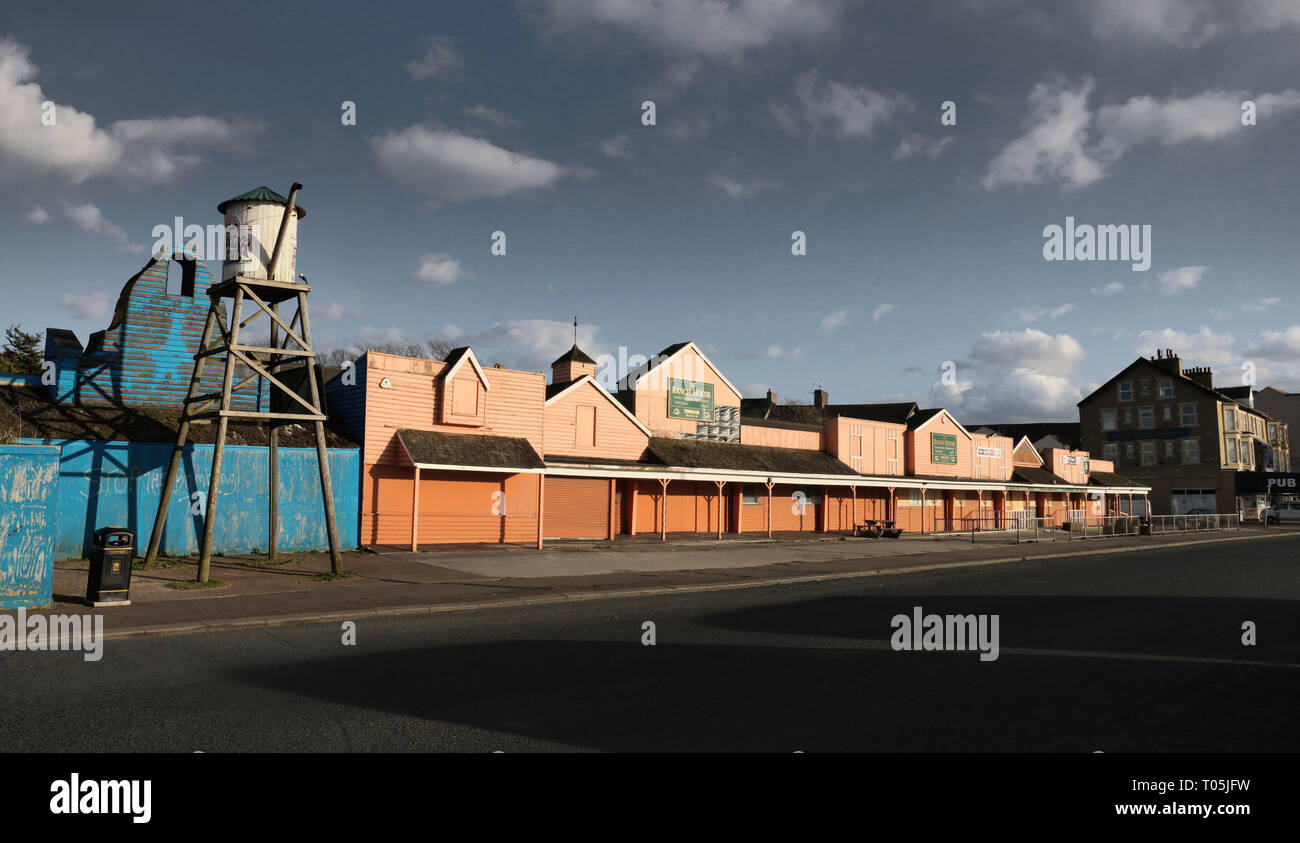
[
  {"left": 0, "top": 445, "right": 60, "bottom": 608},
  {"left": 21, "top": 439, "right": 358, "bottom": 559}
]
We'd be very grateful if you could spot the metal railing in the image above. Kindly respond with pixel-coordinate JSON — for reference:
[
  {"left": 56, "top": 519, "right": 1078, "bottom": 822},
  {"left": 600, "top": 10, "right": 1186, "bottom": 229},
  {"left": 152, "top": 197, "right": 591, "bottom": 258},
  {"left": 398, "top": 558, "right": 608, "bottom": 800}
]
[{"left": 927, "top": 513, "right": 1239, "bottom": 543}]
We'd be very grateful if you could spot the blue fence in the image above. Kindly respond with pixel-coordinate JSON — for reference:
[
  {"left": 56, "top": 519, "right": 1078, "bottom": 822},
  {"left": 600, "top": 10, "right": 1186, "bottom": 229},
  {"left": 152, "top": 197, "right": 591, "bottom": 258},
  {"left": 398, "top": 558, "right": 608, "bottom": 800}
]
[
  {"left": 19, "top": 439, "right": 359, "bottom": 559},
  {"left": 0, "top": 445, "right": 61, "bottom": 608}
]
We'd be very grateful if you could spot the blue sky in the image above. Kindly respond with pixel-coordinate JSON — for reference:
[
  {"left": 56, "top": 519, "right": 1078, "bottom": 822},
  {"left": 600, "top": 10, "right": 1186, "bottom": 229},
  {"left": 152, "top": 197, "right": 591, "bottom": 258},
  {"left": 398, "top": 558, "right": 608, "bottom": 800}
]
[{"left": 2, "top": 0, "right": 1298, "bottom": 422}]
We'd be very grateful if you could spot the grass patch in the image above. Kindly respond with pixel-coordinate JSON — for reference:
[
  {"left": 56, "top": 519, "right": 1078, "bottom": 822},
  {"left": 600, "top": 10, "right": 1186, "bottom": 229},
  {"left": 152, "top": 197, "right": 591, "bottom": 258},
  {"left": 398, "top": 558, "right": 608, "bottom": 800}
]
[
  {"left": 310, "top": 569, "right": 355, "bottom": 581},
  {"left": 234, "top": 556, "right": 295, "bottom": 567},
  {"left": 132, "top": 557, "right": 184, "bottom": 570},
  {"left": 166, "top": 579, "right": 226, "bottom": 591}
]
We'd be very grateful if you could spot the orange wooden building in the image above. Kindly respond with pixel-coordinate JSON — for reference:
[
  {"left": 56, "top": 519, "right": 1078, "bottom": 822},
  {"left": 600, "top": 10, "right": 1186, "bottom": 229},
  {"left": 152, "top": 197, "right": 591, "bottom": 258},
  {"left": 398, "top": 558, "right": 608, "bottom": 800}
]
[{"left": 324, "top": 341, "right": 1149, "bottom": 549}]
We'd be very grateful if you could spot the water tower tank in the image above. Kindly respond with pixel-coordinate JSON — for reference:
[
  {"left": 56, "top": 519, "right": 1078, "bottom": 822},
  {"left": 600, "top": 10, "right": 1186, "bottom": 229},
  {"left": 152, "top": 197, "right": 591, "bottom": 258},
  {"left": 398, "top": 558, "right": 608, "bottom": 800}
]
[{"left": 216, "top": 186, "right": 306, "bottom": 283}]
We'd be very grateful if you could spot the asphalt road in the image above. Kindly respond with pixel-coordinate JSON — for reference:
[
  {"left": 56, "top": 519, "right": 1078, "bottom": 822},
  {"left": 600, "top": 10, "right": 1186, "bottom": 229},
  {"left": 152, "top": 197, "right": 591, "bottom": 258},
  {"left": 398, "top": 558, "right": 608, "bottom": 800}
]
[{"left": 3, "top": 536, "right": 1298, "bottom": 752}]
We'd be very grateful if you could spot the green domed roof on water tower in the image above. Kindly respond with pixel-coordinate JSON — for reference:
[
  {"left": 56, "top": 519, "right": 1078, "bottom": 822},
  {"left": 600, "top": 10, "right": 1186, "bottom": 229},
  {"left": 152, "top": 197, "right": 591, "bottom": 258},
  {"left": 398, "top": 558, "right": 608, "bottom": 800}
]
[{"left": 216, "top": 186, "right": 306, "bottom": 218}]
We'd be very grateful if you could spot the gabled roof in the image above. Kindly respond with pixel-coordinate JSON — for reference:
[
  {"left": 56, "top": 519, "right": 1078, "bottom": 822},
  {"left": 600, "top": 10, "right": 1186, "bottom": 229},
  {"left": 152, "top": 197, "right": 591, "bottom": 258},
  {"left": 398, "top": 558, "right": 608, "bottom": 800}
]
[
  {"left": 1081, "top": 357, "right": 1265, "bottom": 412},
  {"left": 544, "top": 374, "right": 652, "bottom": 437},
  {"left": 908, "top": 407, "right": 972, "bottom": 439},
  {"left": 551, "top": 344, "right": 596, "bottom": 367},
  {"left": 971, "top": 422, "right": 1082, "bottom": 451},
  {"left": 440, "top": 347, "right": 491, "bottom": 390},
  {"left": 616, "top": 341, "right": 742, "bottom": 400},
  {"left": 1011, "top": 436, "right": 1044, "bottom": 467},
  {"left": 740, "top": 398, "right": 917, "bottom": 426},
  {"left": 398, "top": 429, "right": 544, "bottom": 471}
]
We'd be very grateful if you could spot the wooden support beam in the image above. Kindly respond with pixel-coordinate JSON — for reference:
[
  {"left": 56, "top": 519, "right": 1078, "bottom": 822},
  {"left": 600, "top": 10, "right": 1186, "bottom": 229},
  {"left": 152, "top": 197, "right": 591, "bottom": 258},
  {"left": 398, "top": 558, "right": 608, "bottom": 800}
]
[
  {"left": 537, "top": 473, "right": 545, "bottom": 550},
  {"left": 412, "top": 466, "right": 420, "bottom": 552}
]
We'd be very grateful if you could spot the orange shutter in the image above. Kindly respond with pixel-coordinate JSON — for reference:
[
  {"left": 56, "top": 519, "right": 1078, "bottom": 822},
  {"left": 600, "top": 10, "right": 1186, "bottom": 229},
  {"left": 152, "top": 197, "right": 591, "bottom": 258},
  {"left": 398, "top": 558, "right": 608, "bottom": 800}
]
[{"left": 543, "top": 476, "right": 608, "bottom": 538}]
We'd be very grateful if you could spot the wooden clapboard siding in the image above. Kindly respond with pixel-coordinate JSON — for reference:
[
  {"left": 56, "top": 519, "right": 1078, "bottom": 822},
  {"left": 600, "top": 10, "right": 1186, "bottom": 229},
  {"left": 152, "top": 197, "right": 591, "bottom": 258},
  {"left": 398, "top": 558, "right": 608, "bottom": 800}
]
[
  {"left": 825, "top": 417, "right": 905, "bottom": 475},
  {"left": 363, "top": 352, "right": 545, "bottom": 466},
  {"left": 543, "top": 379, "right": 649, "bottom": 461},
  {"left": 363, "top": 464, "right": 539, "bottom": 545},
  {"left": 628, "top": 345, "right": 743, "bottom": 437},
  {"left": 906, "top": 411, "right": 974, "bottom": 478},
  {"left": 740, "top": 425, "right": 823, "bottom": 450}
]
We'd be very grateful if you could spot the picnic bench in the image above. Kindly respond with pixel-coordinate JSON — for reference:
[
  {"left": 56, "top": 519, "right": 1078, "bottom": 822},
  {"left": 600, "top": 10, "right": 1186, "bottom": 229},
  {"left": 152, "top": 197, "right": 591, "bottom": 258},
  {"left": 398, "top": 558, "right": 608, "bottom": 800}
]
[{"left": 854, "top": 519, "right": 903, "bottom": 539}]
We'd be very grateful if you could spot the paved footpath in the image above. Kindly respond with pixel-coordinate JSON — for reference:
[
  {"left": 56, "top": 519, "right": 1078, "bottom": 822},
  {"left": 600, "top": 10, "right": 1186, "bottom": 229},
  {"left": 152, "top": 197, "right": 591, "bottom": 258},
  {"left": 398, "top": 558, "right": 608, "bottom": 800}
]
[{"left": 16, "top": 527, "right": 1298, "bottom": 640}]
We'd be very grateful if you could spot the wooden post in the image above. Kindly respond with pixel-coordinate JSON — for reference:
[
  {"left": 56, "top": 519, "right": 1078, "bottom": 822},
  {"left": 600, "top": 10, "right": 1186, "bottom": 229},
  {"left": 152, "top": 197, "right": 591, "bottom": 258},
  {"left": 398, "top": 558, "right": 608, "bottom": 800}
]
[
  {"left": 197, "top": 286, "right": 243, "bottom": 582},
  {"left": 820, "top": 486, "right": 829, "bottom": 532},
  {"left": 537, "top": 472, "right": 544, "bottom": 550},
  {"left": 608, "top": 477, "right": 616, "bottom": 541},
  {"left": 659, "top": 478, "right": 669, "bottom": 541},
  {"left": 297, "top": 287, "right": 343, "bottom": 574},
  {"left": 268, "top": 299, "right": 279, "bottom": 563},
  {"left": 920, "top": 487, "right": 927, "bottom": 535},
  {"left": 411, "top": 466, "right": 420, "bottom": 552},
  {"left": 144, "top": 304, "right": 218, "bottom": 565},
  {"left": 765, "top": 481, "right": 774, "bottom": 538},
  {"left": 715, "top": 480, "right": 725, "bottom": 539},
  {"left": 735, "top": 483, "right": 744, "bottom": 535},
  {"left": 628, "top": 481, "right": 638, "bottom": 537}
]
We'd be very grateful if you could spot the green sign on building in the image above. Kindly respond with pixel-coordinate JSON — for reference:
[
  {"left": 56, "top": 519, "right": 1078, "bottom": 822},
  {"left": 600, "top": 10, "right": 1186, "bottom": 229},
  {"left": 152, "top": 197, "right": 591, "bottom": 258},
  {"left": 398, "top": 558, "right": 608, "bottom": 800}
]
[
  {"left": 668, "top": 378, "right": 715, "bottom": 421},
  {"left": 931, "top": 433, "right": 958, "bottom": 464}
]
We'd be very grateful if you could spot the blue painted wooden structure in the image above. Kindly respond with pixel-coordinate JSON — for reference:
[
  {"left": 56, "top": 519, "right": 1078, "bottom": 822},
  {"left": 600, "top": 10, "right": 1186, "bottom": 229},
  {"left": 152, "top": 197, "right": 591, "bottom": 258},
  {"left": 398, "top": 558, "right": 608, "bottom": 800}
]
[
  {"left": 44, "top": 248, "right": 265, "bottom": 409},
  {"left": 18, "top": 438, "right": 359, "bottom": 559},
  {"left": 0, "top": 445, "right": 60, "bottom": 608}
]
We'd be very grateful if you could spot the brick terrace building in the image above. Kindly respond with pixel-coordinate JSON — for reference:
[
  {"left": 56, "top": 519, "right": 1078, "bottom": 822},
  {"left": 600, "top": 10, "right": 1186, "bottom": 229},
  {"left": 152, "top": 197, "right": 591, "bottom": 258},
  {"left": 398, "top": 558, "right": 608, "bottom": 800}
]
[{"left": 1078, "top": 350, "right": 1291, "bottom": 516}]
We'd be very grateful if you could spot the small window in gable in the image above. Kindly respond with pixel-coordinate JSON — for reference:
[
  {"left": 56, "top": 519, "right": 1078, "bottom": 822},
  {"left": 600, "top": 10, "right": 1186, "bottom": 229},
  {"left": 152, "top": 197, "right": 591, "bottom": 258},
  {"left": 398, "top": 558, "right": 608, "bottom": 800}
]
[
  {"left": 452, "top": 380, "right": 479, "bottom": 417},
  {"left": 577, "top": 405, "right": 596, "bottom": 448}
]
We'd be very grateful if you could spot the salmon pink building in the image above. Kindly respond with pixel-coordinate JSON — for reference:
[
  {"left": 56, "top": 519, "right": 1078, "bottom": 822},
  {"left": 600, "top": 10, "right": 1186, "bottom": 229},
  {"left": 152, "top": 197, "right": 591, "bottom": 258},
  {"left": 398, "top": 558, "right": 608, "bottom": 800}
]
[{"left": 325, "top": 340, "right": 1149, "bottom": 548}]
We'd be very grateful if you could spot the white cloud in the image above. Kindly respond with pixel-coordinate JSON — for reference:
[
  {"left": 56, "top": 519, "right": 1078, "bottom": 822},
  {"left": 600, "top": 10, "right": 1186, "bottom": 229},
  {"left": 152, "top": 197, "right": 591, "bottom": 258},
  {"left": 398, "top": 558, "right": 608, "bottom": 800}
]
[
  {"left": 872, "top": 303, "right": 896, "bottom": 323},
  {"left": 1156, "top": 265, "right": 1209, "bottom": 294},
  {"left": 1133, "top": 325, "right": 1237, "bottom": 367},
  {"left": 413, "top": 253, "right": 465, "bottom": 285},
  {"left": 1087, "top": 0, "right": 1223, "bottom": 47},
  {"left": 1087, "top": 0, "right": 1300, "bottom": 47},
  {"left": 539, "top": 0, "right": 842, "bottom": 60},
  {"left": 820, "top": 309, "right": 849, "bottom": 332},
  {"left": 64, "top": 203, "right": 143, "bottom": 253},
  {"left": 1090, "top": 281, "right": 1124, "bottom": 295},
  {"left": 983, "top": 76, "right": 1104, "bottom": 189},
  {"left": 766, "top": 345, "right": 804, "bottom": 361},
  {"left": 405, "top": 36, "right": 463, "bottom": 79},
  {"left": 929, "top": 329, "right": 1087, "bottom": 421},
  {"left": 25, "top": 205, "right": 48, "bottom": 223},
  {"left": 58, "top": 289, "right": 112, "bottom": 321},
  {"left": 1242, "top": 297, "right": 1281, "bottom": 312},
  {"left": 663, "top": 114, "right": 712, "bottom": 141},
  {"left": 772, "top": 70, "right": 907, "bottom": 140},
  {"left": 1245, "top": 326, "right": 1300, "bottom": 360},
  {"left": 0, "top": 39, "right": 259, "bottom": 188},
  {"left": 984, "top": 74, "right": 1300, "bottom": 189},
  {"left": 706, "top": 171, "right": 779, "bottom": 199},
  {"left": 371, "top": 126, "right": 572, "bottom": 204},
  {"left": 462, "top": 105, "right": 519, "bottom": 128},
  {"left": 893, "top": 134, "right": 953, "bottom": 160},
  {"left": 1013, "top": 302, "right": 1074, "bottom": 322},
  {"left": 314, "top": 301, "right": 366, "bottom": 322},
  {"left": 598, "top": 134, "right": 633, "bottom": 159},
  {"left": 1095, "top": 89, "right": 1300, "bottom": 157}
]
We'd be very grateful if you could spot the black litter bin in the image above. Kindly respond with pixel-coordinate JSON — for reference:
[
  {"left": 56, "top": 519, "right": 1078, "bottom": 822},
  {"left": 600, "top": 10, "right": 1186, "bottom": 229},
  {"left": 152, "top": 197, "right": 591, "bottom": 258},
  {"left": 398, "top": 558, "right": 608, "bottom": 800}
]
[{"left": 87, "top": 526, "right": 134, "bottom": 606}]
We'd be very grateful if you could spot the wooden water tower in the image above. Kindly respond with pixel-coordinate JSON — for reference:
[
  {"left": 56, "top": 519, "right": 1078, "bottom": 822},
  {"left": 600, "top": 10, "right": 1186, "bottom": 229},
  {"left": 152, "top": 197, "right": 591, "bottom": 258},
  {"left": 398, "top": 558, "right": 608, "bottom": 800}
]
[{"left": 143, "top": 183, "right": 342, "bottom": 579}]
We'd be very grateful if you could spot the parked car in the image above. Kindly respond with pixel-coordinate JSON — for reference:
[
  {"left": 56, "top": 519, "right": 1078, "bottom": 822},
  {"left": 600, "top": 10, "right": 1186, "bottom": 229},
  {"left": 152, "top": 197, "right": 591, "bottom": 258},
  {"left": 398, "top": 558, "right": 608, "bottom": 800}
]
[{"left": 1263, "top": 502, "right": 1300, "bottom": 524}]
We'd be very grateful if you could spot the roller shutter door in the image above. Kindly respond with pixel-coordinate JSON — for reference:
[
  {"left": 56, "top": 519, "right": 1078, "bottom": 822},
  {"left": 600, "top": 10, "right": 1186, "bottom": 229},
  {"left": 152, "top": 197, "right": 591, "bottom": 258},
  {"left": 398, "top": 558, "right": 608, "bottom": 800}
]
[{"left": 544, "top": 476, "right": 608, "bottom": 538}]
